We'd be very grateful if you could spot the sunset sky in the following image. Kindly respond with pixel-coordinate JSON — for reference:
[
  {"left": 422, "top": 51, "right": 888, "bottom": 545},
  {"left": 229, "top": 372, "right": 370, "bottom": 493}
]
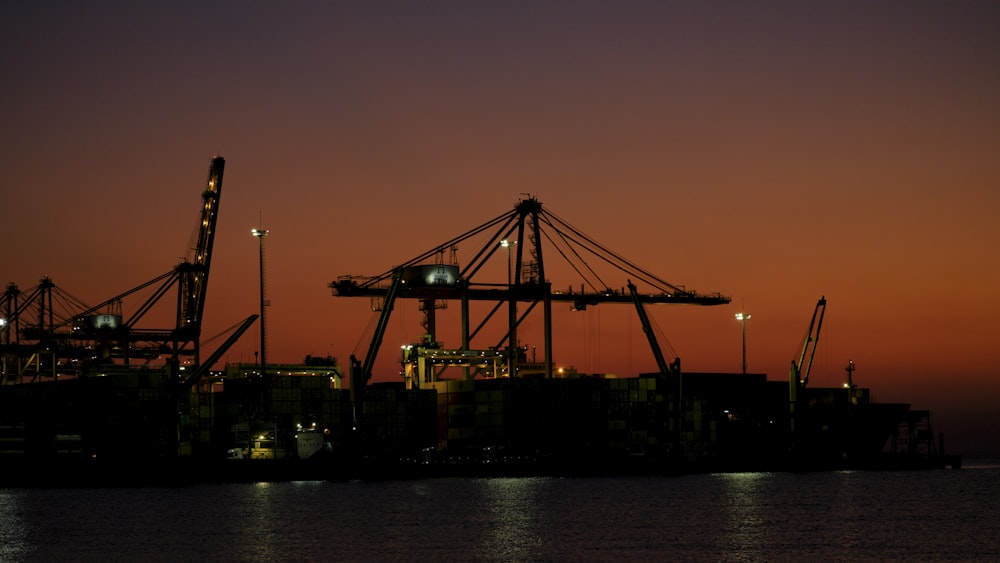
[{"left": 3, "top": 2, "right": 998, "bottom": 454}]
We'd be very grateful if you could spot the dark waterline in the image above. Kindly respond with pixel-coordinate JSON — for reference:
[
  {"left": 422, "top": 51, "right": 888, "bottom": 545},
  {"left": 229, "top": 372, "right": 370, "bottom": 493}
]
[{"left": 2, "top": 465, "right": 997, "bottom": 562}]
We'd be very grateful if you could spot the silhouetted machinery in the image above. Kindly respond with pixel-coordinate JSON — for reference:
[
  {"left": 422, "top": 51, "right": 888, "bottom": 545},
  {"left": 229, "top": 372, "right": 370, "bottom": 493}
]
[
  {"left": 789, "top": 296, "right": 827, "bottom": 435},
  {"left": 331, "top": 197, "right": 730, "bottom": 419},
  {"left": 0, "top": 156, "right": 254, "bottom": 388}
]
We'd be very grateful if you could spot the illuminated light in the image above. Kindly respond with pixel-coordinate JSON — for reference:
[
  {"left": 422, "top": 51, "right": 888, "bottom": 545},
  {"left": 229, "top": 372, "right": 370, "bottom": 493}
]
[{"left": 735, "top": 310, "right": 751, "bottom": 375}]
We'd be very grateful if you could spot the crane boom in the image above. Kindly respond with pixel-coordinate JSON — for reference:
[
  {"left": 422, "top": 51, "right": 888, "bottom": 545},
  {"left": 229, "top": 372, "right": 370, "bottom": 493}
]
[
  {"left": 793, "top": 296, "right": 826, "bottom": 388},
  {"left": 176, "top": 156, "right": 225, "bottom": 365},
  {"left": 627, "top": 279, "right": 677, "bottom": 378},
  {"left": 350, "top": 270, "right": 403, "bottom": 396},
  {"left": 789, "top": 296, "right": 827, "bottom": 436},
  {"left": 180, "top": 156, "right": 225, "bottom": 332},
  {"left": 179, "top": 314, "right": 258, "bottom": 391}
]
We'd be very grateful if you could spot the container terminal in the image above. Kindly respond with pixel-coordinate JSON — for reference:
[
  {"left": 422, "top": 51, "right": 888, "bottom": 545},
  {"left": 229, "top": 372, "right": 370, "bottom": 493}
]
[{"left": 0, "top": 158, "right": 959, "bottom": 485}]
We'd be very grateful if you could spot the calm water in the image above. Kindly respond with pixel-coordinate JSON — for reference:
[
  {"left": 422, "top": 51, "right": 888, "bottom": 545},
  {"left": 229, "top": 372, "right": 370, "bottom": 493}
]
[{"left": 1, "top": 463, "right": 998, "bottom": 562}]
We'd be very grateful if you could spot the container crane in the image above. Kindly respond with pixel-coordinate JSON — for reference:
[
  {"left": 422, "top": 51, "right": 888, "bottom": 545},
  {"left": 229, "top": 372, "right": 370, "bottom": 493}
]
[
  {"left": 333, "top": 197, "right": 729, "bottom": 421},
  {"left": 0, "top": 156, "right": 228, "bottom": 382}
]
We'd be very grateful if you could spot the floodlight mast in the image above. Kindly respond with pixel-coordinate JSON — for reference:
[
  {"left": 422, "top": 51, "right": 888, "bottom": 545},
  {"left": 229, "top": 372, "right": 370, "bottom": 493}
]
[
  {"left": 735, "top": 311, "right": 751, "bottom": 375},
  {"left": 251, "top": 228, "right": 269, "bottom": 383}
]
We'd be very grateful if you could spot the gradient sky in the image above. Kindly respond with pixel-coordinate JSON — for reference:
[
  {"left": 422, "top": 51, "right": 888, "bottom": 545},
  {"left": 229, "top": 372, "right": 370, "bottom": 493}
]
[{"left": 3, "top": 2, "right": 998, "bottom": 454}]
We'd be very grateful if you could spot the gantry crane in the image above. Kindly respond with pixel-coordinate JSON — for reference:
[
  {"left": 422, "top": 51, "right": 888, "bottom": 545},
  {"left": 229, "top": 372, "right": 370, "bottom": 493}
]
[
  {"left": 332, "top": 197, "right": 730, "bottom": 412},
  {"left": 0, "top": 156, "right": 234, "bottom": 385}
]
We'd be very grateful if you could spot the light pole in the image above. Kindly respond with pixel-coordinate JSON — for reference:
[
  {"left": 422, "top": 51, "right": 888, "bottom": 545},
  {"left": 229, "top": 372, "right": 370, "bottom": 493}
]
[
  {"left": 501, "top": 239, "right": 517, "bottom": 377},
  {"left": 735, "top": 311, "right": 751, "bottom": 375},
  {"left": 500, "top": 239, "right": 516, "bottom": 284},
  {"left": 845, "top": 359, "right": 857, "bottom": 406},
  {"left": 252, "top": 228, "right": 269, "bottom": 382}
]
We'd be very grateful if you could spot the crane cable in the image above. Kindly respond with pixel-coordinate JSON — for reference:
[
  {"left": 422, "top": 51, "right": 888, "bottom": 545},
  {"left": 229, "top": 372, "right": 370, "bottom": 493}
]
[
  {"left": 352, "top": 311, "right": 380, "bottom": 359},
  {"left": 647, "top": 308, "right": 679, "bottom": 363}
]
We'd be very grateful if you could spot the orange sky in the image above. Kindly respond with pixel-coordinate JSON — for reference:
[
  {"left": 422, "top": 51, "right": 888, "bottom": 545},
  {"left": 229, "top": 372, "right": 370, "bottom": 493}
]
[{"left": 3, "top": 3, "right": 998, "bottom": 455}]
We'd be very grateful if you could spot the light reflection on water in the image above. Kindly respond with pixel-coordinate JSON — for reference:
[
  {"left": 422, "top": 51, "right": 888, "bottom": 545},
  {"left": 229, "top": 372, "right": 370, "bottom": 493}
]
[
  {"left": 716, "top": 472, "right": 767, "bottom": 561},
  {"left": 0, "top": 467, "right": 997, "bottom": 561},
  {"left": 0, "top": 490, "right": 27, "bottom": 561},
  {"left": 481, "top": 477, "right": 542, "bottom": 561}
]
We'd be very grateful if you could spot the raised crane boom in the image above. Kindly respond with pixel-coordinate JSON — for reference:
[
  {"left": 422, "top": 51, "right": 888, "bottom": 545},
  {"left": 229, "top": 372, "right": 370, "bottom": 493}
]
[
  {"left": 182, "top": 156, "right": 224, "bottom": 329},
  {"left": 789, "top": 296, "right": 826, "bottom": 436},
  {"left": 792, "top": 296, "right": 826, "bottom": 388},
  {"left": 177, "top": 156, "right": 225, "bottom": 362}
]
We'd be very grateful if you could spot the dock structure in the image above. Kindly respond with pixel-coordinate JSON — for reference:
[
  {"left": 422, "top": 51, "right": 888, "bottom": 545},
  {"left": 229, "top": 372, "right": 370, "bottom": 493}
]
[{"left": 0, "top": 184, "right": 958, "bottom": 483}]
